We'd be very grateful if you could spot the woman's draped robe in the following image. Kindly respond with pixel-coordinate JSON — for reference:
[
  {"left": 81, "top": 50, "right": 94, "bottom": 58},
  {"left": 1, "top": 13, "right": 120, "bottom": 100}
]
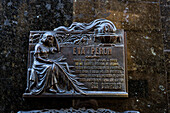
[{"left": 29, "top": 44, "right": 86, "bottom": 95}]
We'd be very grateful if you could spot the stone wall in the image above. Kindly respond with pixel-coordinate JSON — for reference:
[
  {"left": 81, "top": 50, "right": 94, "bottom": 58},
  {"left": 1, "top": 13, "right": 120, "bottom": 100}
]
[
  {"left": 0, "top": 0, "right": 169, "bottom": 112},
  {"left": 160, "top": 0, "right": 170, "bottom": 111}
]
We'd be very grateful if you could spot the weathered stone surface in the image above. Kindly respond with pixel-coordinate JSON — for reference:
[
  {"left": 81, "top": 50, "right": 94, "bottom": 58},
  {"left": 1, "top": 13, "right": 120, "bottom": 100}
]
[
  {"left": 160, "top": 0, "right": 170, "bottom": 111},
  {"left": 160, "top": 5, "right": 170, "bottom": 16},
  {"left": 74, "top": 0, "right": 161, "bottom": 31},
  {"left": 0, "top": 0, "right": 169, "bottom": 112}
]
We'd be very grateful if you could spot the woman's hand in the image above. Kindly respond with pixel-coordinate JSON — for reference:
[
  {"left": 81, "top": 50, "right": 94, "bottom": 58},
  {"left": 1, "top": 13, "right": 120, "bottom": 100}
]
[{"left": 50, "top": 47, "right": 57, "bottom": 53}]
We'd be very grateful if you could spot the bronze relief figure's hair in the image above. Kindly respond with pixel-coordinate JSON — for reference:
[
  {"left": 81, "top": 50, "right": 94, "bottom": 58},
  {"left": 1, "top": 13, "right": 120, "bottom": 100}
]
[
  {"left": 40, "top": 32, "right": 48, "bottom": 44},
  {"left": 40, "top": 32, "right": 60, "bottom": 52},
  {"left": 54, "top": 36, "right": 60, "bottom": 52}
]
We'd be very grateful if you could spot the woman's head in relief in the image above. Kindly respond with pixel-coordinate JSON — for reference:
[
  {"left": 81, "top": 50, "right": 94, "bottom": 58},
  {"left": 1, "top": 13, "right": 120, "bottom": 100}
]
[
  {"left": 41, "top": 32, "right": 55, "bottom": 46},
  {"left": 40, "top": 32, "right": 60, "bottom": 52}
]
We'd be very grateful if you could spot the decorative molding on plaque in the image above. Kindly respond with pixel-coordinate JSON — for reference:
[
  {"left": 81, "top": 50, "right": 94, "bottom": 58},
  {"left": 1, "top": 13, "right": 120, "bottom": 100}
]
[
  {"left": 18, "top": 108, "right": 140, "bottom": 113},
  {"left": 23, "top": 19, "right": 128, "bottom": 97}
]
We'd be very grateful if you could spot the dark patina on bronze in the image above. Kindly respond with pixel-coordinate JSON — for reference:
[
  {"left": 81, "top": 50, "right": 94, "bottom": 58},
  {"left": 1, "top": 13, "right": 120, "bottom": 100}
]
[{"left": 23, "top": 19, "right": 128, "bottom": 97}]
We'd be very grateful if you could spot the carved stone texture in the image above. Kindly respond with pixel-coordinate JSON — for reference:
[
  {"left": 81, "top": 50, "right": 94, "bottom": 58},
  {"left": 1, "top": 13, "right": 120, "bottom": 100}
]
[
  {"left": 18, "top": 108, "right": 140, "bottom": 113},
  {"left": 23, "top": 19, "right": 128, "bottom": 97}
]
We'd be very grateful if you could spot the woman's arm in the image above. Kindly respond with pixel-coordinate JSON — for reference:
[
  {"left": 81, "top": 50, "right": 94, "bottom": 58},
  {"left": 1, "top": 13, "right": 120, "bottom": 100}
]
[
  {"left": 50, "top": 47, "right": 57, "bottom": 53},
  {"left": 35, "top": 54, "right": 53, "bottom": 64}
]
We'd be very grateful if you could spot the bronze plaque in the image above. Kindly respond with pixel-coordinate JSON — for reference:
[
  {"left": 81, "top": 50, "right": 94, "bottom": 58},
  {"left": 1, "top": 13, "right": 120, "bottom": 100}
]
[{"left": 23, "top": 19, "right": 128, "bottom": 97}]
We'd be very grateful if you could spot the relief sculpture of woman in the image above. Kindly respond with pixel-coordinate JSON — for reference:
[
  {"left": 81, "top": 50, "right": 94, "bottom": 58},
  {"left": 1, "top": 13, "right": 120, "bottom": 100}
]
[{"left": 27, "top": 32, "right": 86, "bottom": 95}]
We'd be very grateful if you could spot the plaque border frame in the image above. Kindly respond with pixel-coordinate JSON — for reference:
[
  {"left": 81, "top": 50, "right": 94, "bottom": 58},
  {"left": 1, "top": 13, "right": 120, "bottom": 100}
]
[{"left": 23, "top": 29, "right": 128, "bottom": 98}]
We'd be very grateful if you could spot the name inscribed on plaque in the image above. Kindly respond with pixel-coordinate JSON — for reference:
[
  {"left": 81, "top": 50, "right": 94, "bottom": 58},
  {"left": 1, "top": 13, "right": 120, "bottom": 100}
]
[{"left": 73, "top": 47, "right": 112, "bottom": 55}]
